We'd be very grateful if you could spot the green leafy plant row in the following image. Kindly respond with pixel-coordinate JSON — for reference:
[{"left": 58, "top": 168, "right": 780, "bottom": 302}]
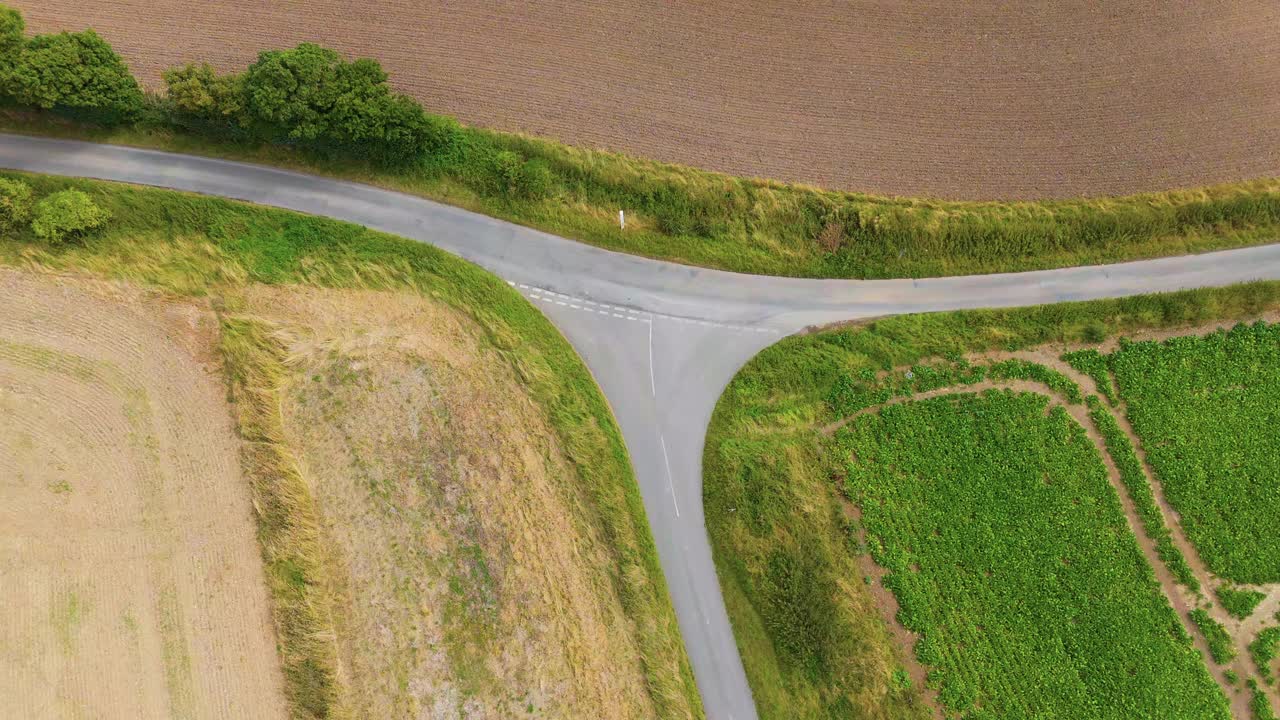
[{"left": 1086, "top": 396, "right": 1199, "bottom": 592}]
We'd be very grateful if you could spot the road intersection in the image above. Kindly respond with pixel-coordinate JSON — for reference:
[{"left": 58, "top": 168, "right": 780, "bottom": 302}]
[{"left": 5, "top": 134, "right": 1280, "bottom": 719}]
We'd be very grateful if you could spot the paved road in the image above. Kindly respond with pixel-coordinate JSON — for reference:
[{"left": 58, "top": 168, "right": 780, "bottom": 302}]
[{"left": 6, "top": 134, "right": 1280, "bottom": 720}]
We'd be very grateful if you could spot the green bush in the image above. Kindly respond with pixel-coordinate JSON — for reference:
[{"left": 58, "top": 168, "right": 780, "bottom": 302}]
[
  {"left": 162, "top": 63, "right": 246, "bottom": 133},
  {"left": 0, "top": 176, "right": 31, "bottom": 233},
  {"left": 241, "top": 43, "right": 445, "bottom": 164},
  {"left": 31, "top": 189, "right": 110, "bottom": 243},
  {"left": 6, "top": 28, "right": 143, "bottom": 125}
]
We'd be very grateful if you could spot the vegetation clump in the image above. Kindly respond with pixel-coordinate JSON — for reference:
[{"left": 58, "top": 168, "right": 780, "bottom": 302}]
[
  {"left": 1217, "top": 586, "right": 1267, "bottom": 620},
  {"left": 0, "top": 175, "right": 31, "bottom": 233},
  {"left": 31, "top": 189, "right": 109, "bottom": 243},
  {"left": 1252, "top": 626, "right": 1280, "bottom": 682},
  {"left": 1188, "top": 608, "right": 1235, "bottom": 664}
]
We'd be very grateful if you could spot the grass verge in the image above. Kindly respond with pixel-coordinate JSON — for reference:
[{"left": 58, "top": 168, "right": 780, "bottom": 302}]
[
  {"left": 220, "top": 318, "right": 347, "bottom": 719},
  {"left": 0, "top": 170, "right": 703, "bottom": 719},
  {"left": 704, "top": 281, "right": 1280, "bottom": 720},
  {"left": 5, "top": 107, "right": 1280, "bottom": 279}
]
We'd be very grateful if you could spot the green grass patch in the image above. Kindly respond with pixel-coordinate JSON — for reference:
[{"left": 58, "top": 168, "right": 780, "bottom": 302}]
[
  {"left": 835, "top": 390, "right": 1226, "bottom": 718},
  {"left": 705, "top": 282, "right": 1280, "bottom": 720},
  {"left": 6, "top": 106, "right": 1280, "bottom": 279},
  {"left": 0, "top": 171, "right": 702, "bottom": 720},
  {"left": 1108, "top": 322, "right": 1280, "bottom": 584},
  {"left": 1218, "top": 586, "right": 1267, "bottom": 620}
]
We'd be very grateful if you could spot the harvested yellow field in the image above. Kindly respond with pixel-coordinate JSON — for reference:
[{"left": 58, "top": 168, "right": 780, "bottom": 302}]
[
  {"left": 238, "top": 284, "right": 665, "bottom": 718},
  {"left": 0, "top": 270, "right": 286, "bottom": 720}
]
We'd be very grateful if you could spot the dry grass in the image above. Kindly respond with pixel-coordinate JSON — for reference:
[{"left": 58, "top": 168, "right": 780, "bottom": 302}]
[
  {"left": 231, "top": 284, "right": 667, "bottom": 718},
  {"left": 0, "top": 269, "right": 287, "bottom": 719}
]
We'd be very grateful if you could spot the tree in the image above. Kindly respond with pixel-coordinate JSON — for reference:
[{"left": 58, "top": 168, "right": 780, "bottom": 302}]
[
  {"left": 0, "top": 177, "right": 32, "bottom": 233},
  {"left": 7, "top": 29, "right": 143, "bottom": 125},
  {"left": 31, "top": 189, "right": 110, "bottom": 243},
  {"left": 241, "top": 42, "right": 453, "bottom": 164}
]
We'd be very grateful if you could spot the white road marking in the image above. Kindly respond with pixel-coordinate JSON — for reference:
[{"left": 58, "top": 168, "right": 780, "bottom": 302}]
[
  {"left": 648, "top": 316, "right": 656, "bottom": 397},
  {"left": 660, "top": 434, "right": 680, "bottom": 518},
  {"left": 516, "top": 284, "right": 782, "bottom": 335}
]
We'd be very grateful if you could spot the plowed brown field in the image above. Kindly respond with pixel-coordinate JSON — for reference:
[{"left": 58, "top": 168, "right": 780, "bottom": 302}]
[
  {"left": 0, "top": 270, "right": 286, "bottom": 720},
  {"left": 16, "top": 1, "right": 1280, "bottom": 199}
]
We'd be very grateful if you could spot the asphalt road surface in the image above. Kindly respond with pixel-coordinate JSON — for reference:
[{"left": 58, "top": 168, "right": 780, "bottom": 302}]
[{"left": 5, "top": 134, "right": 1280, "bottom": 720}]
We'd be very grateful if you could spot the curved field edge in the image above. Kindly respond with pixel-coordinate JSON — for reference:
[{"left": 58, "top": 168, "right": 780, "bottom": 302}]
[
  {"left": 0, "top": 171, "right": 703, "bottom": 720},
  {"left": 6, "top": 111, "right": 1280, "bottom": 281},
  {"left": 703, "top": 281, "right": 1280, "bottom": 720}
]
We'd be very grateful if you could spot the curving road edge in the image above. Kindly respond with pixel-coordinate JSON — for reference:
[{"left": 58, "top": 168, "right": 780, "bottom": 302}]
[{"left": 5, "top": 134, "right": 1280, "bottom": 720}]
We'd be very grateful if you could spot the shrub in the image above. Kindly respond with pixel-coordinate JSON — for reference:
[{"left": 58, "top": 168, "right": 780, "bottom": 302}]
[
  {"left": 241, "top": 43, "right": 444, "bottom": 164},
  {"left": 6, "top": 29, "right": 144, "bottom": 125},
  {"left": 0, "top": 176, "right": 32, "bottom": 233},
  {"left": 31, "top": 189, "right": 110, "bottom": 243},
  {"left": 162, "top": 63, "right": 246, "bottom": 133}
]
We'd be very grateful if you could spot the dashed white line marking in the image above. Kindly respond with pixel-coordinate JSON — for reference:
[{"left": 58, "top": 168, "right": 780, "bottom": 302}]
[
  {"left": 516, "top": 284, "right": 782, "bottom": 335},
  {"left": 659, "top": 434, "right": 680, "bottom": 518}
]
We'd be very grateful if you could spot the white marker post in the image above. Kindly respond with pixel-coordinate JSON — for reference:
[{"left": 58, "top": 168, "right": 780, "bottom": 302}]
[{"left": 619, "top": 209, "right": 626, "bottom": 230}]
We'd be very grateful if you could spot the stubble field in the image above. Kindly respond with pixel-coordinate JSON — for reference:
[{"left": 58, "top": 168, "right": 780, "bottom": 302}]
[
  {"left": 0, "top": 270, "right": 286, "bottom": 720},
  {"left": 15, "top": 1, "right": 1280, "bottom": 199}
]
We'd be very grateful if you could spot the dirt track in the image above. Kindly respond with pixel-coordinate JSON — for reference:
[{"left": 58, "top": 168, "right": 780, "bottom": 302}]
[
  {"left": 0, "top": 270, "right": 286, "bottom": 720},
  {"left": 16, "top": 1, "right": 1280, "bottom": 199}
]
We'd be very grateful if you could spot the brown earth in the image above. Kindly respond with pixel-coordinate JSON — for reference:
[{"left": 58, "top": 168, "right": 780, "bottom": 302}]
[
  {"left": 0, "top": 269, "right": 286, "bottom": 719},
  {"left": 15, "top": 1, "right": 1280, "bottom": 199},
  {"left": 237, "top": 284, "right": 665, "bottom": 719}
]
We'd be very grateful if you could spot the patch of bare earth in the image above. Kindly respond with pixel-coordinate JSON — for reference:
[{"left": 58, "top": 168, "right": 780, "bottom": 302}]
[
  {"left": 0, "top": 269, "right": 286, "bottom": 719},
  {"left": 239, "top": 284, "right": 659, "bottom": 719},
  {"left": 16, "top": 1, "right": 1280, "bottom": 199}
]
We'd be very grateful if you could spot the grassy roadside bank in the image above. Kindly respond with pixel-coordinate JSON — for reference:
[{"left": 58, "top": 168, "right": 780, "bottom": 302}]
[
  {"left": 0, "top": 170, "right": 704, "bottom": 720},
  {"left": 6, "top": 108, "right": 1280, "bottom": 280},
  {"left": 703, "top": 281, "right": 1280, "bottom": 719}
]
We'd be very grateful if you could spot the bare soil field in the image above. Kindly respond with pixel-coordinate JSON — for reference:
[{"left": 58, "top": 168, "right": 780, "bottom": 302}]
[
  {"left": 0, "top": 270, "right": 286, "bottom": 720},
  {"left": 16, "top": 1, "right": 1280, "bottom": 199},
  {"left": 238, "top": 284, "right": 668, "bottom": 719}
]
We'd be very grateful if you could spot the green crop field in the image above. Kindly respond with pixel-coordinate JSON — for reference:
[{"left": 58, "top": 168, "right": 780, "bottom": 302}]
[
  {"left": 705, "top": 284, "right": 1280, "bottom": 720},
  {"left": 834, "top": 390, "right": 1227, "bottom": 718},
  {"left": 1109, "top": 322, "right": 1280, "bottom": 585}
]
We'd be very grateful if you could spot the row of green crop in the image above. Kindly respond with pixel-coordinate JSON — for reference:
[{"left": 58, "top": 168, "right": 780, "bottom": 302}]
[
  {"left": 1109, "top": 322, "right": 1280, "bottom": 585},
  {"left": 827, "top": 357, "right": 1082, "bottom": 419},
  {"left": 6, "top": 5, "right": 1280, "bottom": 278},
  {"left": 834, "top": 390, "right": 1228, "bottom": 719},
  {"left": 1085, "top": 396, "right": 1199, "bottom": 592}
]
